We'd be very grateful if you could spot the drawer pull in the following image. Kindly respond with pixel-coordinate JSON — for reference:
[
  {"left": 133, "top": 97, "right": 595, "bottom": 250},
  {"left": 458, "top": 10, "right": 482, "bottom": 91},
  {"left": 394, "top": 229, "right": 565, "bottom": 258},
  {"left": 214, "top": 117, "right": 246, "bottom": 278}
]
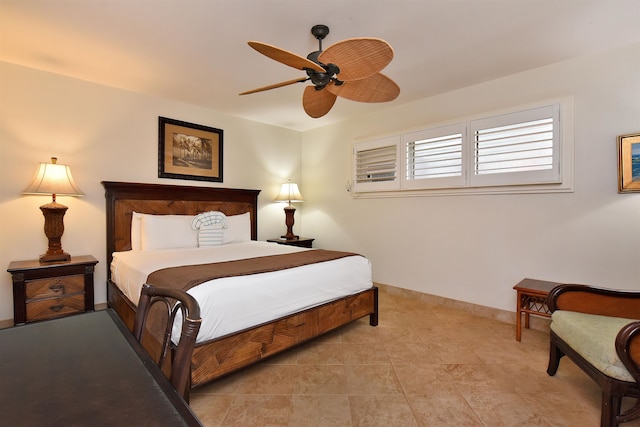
[
  {"left": 49, "top": 282, "right": 65, "bottom": 293},
  {"left": 49, "top": 304, "right": 64, "bottom": 312}
]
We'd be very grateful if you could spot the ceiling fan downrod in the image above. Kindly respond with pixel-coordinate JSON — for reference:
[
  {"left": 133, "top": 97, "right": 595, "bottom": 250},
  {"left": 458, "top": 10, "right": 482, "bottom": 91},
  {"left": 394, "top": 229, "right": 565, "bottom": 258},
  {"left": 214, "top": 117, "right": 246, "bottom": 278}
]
[{"left": 307, "top": 25, "right": 343, "bottom": 90}]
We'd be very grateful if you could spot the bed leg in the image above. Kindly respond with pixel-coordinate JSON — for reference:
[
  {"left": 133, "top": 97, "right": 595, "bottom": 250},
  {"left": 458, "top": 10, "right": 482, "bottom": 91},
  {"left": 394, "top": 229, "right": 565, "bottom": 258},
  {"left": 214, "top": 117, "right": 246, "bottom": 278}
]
[{"left": 369, "top": 286, "right": 379, "bottom": 326}]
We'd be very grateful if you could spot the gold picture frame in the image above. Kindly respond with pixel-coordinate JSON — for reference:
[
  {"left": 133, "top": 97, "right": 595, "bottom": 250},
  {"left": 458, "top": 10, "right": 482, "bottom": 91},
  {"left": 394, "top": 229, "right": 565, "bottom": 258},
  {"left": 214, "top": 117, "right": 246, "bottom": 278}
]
[
  {"left": 158, "top": 116, "right": 223, "bottom": 182},
  {"left": 618, "top": 132, "right": 640, "bottom": 193}
]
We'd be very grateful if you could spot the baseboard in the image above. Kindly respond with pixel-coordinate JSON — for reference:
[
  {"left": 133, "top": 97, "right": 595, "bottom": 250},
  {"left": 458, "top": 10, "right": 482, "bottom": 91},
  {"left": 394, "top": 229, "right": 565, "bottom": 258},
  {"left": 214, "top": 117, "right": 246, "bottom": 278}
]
[
  {"left": 0, "top": 318, "right": 13, "bottom": 330},
  {"left": 376, "top": 282, "right": 551, "bottom": 333}
]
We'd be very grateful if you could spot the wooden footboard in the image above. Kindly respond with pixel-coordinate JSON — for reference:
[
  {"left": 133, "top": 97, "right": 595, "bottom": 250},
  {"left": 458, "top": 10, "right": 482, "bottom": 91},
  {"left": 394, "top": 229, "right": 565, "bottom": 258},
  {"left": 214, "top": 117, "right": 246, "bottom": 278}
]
[{"left": 108, "top": 280, "right": 378, "bottom": 387}]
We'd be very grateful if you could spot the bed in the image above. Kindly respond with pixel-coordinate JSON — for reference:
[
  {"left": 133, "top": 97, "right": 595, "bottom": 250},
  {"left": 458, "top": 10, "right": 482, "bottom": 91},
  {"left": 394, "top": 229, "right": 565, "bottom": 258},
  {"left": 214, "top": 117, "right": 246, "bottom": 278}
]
[{"left": 103, "top": 181, "right": 378, "bottom": 388}]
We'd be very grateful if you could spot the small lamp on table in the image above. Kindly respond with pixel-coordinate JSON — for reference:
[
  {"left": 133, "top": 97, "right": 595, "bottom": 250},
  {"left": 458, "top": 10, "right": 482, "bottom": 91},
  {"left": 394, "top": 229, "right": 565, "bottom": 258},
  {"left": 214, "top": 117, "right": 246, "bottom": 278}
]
[
  {"left": 274, "top": 180, "right": 304, "bottom": 240},
  {"left": 23, "top": 157, "right": 84, "bottom": 263}
]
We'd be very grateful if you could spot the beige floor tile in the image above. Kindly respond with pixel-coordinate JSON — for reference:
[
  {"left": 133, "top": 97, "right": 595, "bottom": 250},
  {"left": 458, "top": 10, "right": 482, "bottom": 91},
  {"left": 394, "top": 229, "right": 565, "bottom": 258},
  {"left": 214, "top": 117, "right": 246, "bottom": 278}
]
[
  {"left": 349, "top": 394, "right": 419, "bottom": 427},
  {"left": 406, "top": 393, "right": 484, "bottom": 426},
  {"left": 342, "top": 342, "right": 391, "bottom": 365},
  {"left": 189, "top": 394, "right": 234, "bottom": 427},
  {"left": 221, "top": 395, "right": 291, "bottom": 427},
  {"left": 462, "top": 390, "right": 552, "bottom": 426},
  {"left": 288, "top": 395, "right": 352, "bottom": 427},
  {"left": 345, "top": 364, "right": 404, "bottom": 394},
  {"left": 520, "top": 391, "right": 601, "bottom": 426},
  {"left": 234, "top": 364, "right": 298, "bottom": 395},
  {"left": 393, "top": 364, "right": 459, "bottom": 395},
  {"left": 292, "top": 365, "right": 348, "bottom": 395},
  {"left": 295, "top": 341, "right": 344, "bottom": 365}
]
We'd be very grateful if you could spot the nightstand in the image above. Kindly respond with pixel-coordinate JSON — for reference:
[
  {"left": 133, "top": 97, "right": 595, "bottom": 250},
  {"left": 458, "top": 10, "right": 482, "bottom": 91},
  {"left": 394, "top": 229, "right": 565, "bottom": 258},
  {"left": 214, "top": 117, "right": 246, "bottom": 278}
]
[
  {"left": 7, "top": 255, "right": 98, "bottom": 325},
  {"left": 267, "top": 237, "right": 315, "bottom": 248}
]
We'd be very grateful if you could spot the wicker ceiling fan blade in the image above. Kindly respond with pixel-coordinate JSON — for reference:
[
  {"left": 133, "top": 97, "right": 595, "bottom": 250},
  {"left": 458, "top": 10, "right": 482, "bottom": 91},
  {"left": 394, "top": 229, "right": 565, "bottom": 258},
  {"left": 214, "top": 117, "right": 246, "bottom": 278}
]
[
  {"left": 239, "top": 77, "right": 308, "bottom": 95},
  {"left": 328, "top": 73, "right": 400, "bottom": 103},
  {"left": 302, "top": 85, "right": 337, "bottom": 118},
  {"left": 248, "top": 41, "right": 325, "bottom": 73},
  {"left": 319, "top": 38, "right": 394, "bottom": 81}
]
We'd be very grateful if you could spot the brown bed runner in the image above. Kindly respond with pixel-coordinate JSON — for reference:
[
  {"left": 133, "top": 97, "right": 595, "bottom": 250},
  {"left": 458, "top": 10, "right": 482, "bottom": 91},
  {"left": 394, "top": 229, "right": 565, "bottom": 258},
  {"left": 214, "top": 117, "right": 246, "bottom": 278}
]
[{"left": 146, "top": 249, "right": 360, "bottom": 292}]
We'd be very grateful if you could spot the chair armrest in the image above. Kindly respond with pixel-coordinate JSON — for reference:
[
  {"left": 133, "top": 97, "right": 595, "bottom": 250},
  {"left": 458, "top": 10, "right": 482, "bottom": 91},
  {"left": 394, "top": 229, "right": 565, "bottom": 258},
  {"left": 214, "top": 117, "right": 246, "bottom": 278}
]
[
  {"left": 547, "top": 284, "right": 640, "bottom": 318},
  {"left": 616, "top": 321, "right": 640, "bottom": 384}
]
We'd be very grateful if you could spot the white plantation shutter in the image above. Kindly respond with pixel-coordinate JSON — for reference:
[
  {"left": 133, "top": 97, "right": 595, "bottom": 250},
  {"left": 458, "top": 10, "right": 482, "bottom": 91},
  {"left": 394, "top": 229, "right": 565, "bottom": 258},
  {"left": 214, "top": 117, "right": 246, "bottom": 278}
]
[
  {"left": 475, "top": 118, "right": 554, "bottom": 174},
  {"left": 404, "top": 124, "right": 465, "bottom": 189},
  {"left": 469, "top": 104, "right": 560, "bottom": 186},
  {"left": 353, "top": 136, "right": 400, "bottom": 192}
]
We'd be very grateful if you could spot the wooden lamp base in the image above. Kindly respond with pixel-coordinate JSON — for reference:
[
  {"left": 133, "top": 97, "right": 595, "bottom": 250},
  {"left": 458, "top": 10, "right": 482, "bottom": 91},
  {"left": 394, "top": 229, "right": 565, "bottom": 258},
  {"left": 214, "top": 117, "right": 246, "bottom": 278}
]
[
  {"left": 281, "top": 205, "right": 299, "bottom": 240},
  {"left": 39, "top": 201, "right": 71, "bottom": 263}
]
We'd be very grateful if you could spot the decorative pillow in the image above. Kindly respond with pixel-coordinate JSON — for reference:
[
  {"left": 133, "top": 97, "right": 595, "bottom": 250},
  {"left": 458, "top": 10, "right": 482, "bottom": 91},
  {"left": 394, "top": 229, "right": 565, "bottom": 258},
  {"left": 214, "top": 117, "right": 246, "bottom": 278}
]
[
  {"left": 196, "top": 223, "right": 225, "bottom": 247},
  {"left": 223, "top": 212, "right": 251, "bottom": 244},
  {"left": 192, "top": 211, "right": 227, "bottom": 247},
  {"left": 139, "top": 214, "right": 198, "bottom": 251}
]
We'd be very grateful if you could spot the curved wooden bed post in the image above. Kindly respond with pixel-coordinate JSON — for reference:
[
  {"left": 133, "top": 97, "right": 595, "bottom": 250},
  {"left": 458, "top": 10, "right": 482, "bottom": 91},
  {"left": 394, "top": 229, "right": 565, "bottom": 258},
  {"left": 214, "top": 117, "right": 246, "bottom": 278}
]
[{"left": 102, "top": 181, "right": 379, "bottom": 388}]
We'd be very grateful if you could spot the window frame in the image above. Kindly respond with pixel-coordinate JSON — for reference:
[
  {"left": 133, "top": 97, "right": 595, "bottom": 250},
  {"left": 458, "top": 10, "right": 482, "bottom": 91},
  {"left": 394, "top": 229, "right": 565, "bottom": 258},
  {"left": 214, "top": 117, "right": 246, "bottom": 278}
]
[{"left": 352, "top": 98, "right": 573, "bottom": 197}]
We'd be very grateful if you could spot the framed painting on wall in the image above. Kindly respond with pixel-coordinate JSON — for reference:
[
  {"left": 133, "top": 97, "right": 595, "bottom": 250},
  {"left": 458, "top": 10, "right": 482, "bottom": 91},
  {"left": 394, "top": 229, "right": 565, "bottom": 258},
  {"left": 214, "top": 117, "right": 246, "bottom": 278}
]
[
  {"left": 158, "top": 116, "right": 223, "bottom": 182},
  {"left": 618, "top": 132, "right": 640, "bottom": 193}
]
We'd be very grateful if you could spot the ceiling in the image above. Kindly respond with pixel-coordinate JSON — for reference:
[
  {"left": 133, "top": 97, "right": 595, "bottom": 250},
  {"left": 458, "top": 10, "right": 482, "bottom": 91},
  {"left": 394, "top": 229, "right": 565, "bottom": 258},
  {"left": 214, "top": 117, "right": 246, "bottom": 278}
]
[{"left": 2, "top": 1, "right": 639, "bottom": 132}]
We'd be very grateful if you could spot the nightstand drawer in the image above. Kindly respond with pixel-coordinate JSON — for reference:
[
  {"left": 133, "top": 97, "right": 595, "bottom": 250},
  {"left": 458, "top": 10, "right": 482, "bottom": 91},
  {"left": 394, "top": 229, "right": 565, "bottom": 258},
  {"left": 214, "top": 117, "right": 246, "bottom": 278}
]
[
  {"left": 25, "top": 275, "right": 84, "bottom": 299},
  {"left": 26, "top": 294, "right": 86, "bottom": 322}
]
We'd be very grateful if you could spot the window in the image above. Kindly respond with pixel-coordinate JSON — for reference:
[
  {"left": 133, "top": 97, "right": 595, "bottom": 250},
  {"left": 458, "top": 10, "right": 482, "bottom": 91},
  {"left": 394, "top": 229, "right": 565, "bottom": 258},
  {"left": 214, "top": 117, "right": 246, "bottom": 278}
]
[
  {"left": 353, "top": 100, "right": 571, "bottom": 196},
  {"left": 353, "top": 136, "right": 400, "bottom": 192}
]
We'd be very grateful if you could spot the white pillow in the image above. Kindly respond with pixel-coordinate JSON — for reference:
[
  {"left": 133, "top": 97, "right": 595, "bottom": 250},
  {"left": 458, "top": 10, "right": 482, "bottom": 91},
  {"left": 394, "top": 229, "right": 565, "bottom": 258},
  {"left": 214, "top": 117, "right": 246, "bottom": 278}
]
[
  {"left": 139, "top": 214, "right": 198, "bottom": 251},
  {"left": 131, "top": 211, "right": 144, "bottom": 251},
  {"left": 223, "top": 212, "right": 251, "bottom": 243}
]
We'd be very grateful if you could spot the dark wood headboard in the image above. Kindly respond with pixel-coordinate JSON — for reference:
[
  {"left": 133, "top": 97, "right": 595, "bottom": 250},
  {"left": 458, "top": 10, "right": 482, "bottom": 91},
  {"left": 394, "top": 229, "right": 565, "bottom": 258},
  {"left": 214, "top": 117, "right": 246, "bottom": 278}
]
[{"left": 102, "top": 181, "right": 261, "bottom": 278}]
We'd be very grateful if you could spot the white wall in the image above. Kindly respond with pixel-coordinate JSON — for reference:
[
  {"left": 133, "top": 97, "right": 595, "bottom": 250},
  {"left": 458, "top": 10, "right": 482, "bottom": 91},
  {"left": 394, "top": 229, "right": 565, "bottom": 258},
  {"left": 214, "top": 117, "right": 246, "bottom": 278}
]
[
  {"left": 301, "top": 43, "right": 640, "bottom": 312},
  {"left": 0, "top": 62, "right": 302, "bottom": 321}
]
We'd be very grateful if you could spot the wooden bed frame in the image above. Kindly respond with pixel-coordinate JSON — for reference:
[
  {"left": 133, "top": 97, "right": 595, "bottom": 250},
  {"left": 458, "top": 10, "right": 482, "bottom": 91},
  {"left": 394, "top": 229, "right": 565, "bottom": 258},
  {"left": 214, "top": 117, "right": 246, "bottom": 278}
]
[{"left": 103, "top": 181, "right": 378, "bottom": 388}]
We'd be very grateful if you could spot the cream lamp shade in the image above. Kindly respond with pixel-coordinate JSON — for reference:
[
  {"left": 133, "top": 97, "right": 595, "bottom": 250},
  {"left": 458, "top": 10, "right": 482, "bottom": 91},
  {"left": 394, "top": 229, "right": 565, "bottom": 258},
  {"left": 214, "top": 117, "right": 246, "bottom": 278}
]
[
  {"left": 274, "top": 180, "right": 304, "bottom": 240},
  {"left": 273, "top": 181, "right": 304, "bottom": 205},
  {"left": 23, "top": 157, "right": 84, "bottom": 263},
  {"left": 24, "top": 158, "right": 84, "bottom": 197}
]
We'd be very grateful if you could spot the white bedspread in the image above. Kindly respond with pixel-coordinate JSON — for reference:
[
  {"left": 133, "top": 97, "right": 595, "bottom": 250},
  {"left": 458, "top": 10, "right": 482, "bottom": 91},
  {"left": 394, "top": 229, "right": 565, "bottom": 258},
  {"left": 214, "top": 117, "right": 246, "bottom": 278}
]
[{"left": 110, "top": 241, "right": 372, "bottom": 343}]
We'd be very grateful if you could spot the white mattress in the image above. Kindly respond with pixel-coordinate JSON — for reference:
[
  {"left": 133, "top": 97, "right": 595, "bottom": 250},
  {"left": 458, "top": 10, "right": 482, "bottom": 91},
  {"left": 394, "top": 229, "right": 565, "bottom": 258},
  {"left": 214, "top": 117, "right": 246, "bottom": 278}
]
[{"left": 110, "top": 241, "right": 373, "bottom": 343}]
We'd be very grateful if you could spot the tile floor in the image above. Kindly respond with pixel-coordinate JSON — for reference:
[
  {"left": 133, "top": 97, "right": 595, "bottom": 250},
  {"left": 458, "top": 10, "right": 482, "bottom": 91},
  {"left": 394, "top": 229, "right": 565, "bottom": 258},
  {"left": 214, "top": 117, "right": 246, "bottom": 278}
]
[{"left": 189, "top": 287, "right": 640, "bottom": 426}]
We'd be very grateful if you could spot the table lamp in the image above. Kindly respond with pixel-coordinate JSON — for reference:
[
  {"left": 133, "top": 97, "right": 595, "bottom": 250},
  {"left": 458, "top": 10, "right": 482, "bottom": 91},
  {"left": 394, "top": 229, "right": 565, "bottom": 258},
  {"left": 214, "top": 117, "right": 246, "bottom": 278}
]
[
  {"left": 274, "top": 180, "right": 304, "bottom": 240},
  {"left": 23, "top": 157, "right": 84, "bottom": 263}
]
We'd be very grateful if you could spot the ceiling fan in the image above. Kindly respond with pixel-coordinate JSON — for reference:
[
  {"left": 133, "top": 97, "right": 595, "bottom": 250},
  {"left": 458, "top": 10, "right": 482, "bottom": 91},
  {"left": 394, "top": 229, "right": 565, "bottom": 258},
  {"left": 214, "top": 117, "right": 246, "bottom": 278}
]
[{"left": 239, "top": 25, "right": 400, "bottom": 118}]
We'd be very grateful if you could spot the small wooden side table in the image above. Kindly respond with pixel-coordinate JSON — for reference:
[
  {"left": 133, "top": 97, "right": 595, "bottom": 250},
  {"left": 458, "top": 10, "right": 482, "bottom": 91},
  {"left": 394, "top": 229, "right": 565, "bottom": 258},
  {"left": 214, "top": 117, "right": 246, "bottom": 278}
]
[{"left": 513, "top": 278, "right": 561, "bottom": 341}]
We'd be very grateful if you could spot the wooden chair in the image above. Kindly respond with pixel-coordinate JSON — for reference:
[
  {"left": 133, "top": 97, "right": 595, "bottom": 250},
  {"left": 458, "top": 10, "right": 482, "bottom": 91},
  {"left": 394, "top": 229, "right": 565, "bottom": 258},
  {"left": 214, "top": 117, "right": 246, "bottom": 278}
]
[
  {"left": 133, "top": 284, "right": 201, "bottom": 402},
  {"left": 546, "top": 284, "right": 640, "bottom": 427}
]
